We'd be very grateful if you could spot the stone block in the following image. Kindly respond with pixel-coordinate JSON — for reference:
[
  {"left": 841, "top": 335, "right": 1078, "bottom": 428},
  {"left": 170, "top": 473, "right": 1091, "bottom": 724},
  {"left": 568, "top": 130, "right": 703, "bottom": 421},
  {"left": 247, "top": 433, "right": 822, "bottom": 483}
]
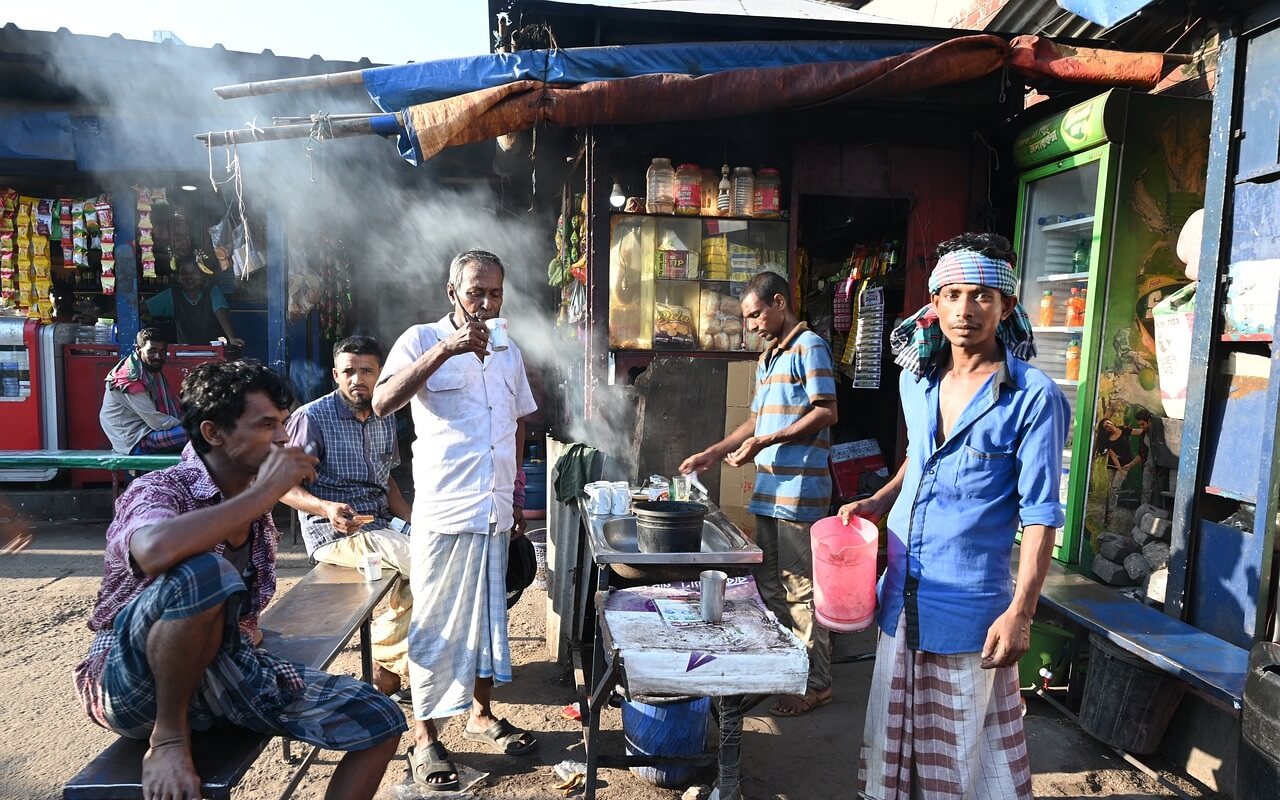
[
  {"left": 1145, "top": 568, "right": 1169, "bottom": 605},
  {"left": 1134, "top": 503, "right": 1171, "bottom": 522},
  {"left": 1093, "top": 555, "right": 1136, "bottom": 586},
  {"left": 1124, "top": 552, "right": 1152, "bottom": 581},
  {"left": 1142, "top": 541, "right": 1171, "bottom": 571},
  {"left": 1136, "top": 514, "right": 1172, "bottom": 541},
  {"left": 1099, "top": 535, "right": 1140, "bottom": 563}
]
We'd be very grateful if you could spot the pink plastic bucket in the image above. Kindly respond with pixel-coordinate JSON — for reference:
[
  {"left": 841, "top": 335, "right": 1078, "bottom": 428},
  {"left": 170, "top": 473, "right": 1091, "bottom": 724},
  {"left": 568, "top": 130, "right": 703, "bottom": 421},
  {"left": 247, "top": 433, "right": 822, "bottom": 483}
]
[{"left": 810, "top": 515, "right": 878, "bottom": 632}]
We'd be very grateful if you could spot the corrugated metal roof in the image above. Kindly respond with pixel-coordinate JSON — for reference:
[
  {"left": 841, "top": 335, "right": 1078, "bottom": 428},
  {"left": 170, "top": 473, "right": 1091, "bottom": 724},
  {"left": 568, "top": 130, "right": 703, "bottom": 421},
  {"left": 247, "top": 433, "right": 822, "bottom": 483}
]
[
  {"left": 531, "top": 0, "right": 903, "bottom": 23},
  {"left": 984, "top": 0, "right": 1198, "bottom": 53}
]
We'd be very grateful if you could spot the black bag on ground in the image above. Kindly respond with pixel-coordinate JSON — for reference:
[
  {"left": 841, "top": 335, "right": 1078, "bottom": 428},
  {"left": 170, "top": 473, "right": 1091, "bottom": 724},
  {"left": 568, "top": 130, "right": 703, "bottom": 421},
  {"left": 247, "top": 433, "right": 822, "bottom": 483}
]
[{"left": 506, "top": 533, "right": 537, "bottom": 609}]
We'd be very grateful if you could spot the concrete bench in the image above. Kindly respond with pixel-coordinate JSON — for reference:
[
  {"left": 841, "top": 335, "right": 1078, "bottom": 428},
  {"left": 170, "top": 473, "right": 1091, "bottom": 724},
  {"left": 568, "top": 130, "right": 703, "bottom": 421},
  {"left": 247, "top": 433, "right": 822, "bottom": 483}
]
[
  {"left": 1032, "top": 554, "right": 1248, "bottom": 711},
  {"left": 63, "top": 563, "right": 398, "bottom": 800},
  {"left": 0, "top": 450, "right": 181, "bottom": 498}
]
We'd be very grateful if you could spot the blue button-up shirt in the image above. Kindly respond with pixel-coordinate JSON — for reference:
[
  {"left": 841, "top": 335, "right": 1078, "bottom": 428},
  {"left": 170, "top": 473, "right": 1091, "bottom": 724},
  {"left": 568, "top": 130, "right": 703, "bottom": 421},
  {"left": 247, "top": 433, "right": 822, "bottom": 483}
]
[{"left": 878, "top": 352, "right": 1070, "bottom": 654}]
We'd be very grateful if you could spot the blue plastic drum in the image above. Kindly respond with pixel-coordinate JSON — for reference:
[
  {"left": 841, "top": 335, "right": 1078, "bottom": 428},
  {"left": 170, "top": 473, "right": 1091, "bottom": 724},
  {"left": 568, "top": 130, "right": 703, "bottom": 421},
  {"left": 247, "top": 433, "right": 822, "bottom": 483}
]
[{"left": 621, "top": 695, "right": 711, "bottom": 787}]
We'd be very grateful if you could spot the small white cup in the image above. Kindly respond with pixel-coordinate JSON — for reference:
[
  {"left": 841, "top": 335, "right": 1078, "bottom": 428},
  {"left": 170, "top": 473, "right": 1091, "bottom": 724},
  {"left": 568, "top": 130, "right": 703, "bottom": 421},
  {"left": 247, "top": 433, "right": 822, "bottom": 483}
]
[
  {"left": 361, "top": 552, "right": 383, "bottom": 582},
  {"left": 611, "top": 481, "right": 632, "bottom": 515},
  {"left": 585, "top": 482, "right": 612, "bottom": 515},
  {"left": 485, "top": 318, "right": 510, "bottom": 352}
]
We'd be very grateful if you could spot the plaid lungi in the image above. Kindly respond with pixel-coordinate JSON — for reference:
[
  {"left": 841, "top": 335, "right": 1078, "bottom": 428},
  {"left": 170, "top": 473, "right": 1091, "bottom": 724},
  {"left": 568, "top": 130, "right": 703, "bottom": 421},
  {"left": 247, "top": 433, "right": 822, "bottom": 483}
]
[
  {"left": 131, "top": 425, "right": 189, "bottom": 454},
  {"left": 98, "top": 552, "right": 406, "bottom": 751},
  {"left": 859, "top": 612, "right": 1032, "bottom": 800},
  {"left": 407, "top": 527, "right": 511, "bottom": 721}
]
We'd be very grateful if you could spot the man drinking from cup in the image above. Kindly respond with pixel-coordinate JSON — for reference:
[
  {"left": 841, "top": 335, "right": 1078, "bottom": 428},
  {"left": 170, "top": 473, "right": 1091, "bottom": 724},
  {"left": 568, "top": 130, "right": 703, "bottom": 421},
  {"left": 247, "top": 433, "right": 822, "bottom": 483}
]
[
  {"left": 373, "top": 249, "right": 539, "bottom": 791},
  {"left": 282, "top": 335, "right": 414, "bottom": 701}
]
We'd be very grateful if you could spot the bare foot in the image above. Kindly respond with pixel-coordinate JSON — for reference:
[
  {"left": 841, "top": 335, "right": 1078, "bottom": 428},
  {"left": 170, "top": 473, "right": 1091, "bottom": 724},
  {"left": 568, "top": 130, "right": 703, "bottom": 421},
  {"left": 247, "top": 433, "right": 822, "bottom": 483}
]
[
  {"left": 372, "top": 663, "right": 401, "bottom": 695},
  {"left": 769, "top": 688, "right": 833, "bottom": 717},
  {"left": 141, "top": 736, "right": 201, "bottom": 799}
]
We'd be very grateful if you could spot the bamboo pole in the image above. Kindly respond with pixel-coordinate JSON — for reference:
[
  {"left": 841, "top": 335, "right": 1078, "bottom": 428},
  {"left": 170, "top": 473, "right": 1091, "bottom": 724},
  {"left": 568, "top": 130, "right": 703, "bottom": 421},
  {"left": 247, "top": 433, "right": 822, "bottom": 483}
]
[
  {"left": 213, "top": 69, "right": 366, "bottom": 99},
  {"left": 194, "top": 112, "right": 404, "bottom": 147}
]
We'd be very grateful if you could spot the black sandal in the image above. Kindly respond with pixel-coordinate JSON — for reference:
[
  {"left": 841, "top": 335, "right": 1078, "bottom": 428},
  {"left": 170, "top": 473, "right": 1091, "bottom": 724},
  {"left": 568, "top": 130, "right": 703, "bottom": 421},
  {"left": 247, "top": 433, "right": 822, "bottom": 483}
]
[
  {"left": 408, "top": 741, "right": 460, "bottom": 792},
  {"left": 462, "top": 717, "right": 537, "bottom": 755}
]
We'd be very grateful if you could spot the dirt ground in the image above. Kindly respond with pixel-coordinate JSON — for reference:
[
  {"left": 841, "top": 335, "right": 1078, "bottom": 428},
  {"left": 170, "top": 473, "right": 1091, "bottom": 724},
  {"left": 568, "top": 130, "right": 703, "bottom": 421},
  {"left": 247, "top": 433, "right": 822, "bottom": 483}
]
[{"left": 0, "top": 517, "right": 1224, "bottom": 799}]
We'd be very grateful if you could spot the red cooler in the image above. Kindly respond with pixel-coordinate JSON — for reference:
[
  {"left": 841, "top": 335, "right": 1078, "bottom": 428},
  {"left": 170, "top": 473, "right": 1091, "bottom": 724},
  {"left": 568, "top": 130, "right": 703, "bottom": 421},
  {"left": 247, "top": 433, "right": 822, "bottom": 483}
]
[
  {"left": 162, "top": 343, "right": 227, "bottom": 396},
  {"left": 63, "top": 343, "right": 122, "bottom": 487}
]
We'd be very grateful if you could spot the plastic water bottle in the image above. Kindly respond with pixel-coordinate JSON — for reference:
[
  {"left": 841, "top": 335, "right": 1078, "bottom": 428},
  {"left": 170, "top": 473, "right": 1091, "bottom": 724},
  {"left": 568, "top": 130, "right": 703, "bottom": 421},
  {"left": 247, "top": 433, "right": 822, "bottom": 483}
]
[
  {"left": 645, "top": 158, "right": 675, "bottom": 214},
  {"left": 95, "top": 317, "right": 115, "bottom": 344}
]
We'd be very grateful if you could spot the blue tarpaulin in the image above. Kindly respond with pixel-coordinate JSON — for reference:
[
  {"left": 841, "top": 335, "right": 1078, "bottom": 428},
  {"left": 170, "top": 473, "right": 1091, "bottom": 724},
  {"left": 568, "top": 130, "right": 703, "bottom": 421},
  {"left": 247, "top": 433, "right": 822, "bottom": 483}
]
[
  {"left": 362, "top": 39, "right": 933, "bottom": 111},
  {"left": 1055, "top": 0, "right": 1156, "bottom": 27},
  {"left": 0, "top": 112, "right": 76, "bottom": 161}
]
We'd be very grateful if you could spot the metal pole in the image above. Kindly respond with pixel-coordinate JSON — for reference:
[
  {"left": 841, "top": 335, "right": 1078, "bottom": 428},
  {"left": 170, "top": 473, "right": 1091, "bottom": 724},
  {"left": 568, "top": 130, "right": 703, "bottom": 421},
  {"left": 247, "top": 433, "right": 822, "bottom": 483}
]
[
  {"left": 194, "top": 113, "right": 404, "bottom": 147},
  {"left": 213, "top": 69, "right": 366, "bottom": 99}
]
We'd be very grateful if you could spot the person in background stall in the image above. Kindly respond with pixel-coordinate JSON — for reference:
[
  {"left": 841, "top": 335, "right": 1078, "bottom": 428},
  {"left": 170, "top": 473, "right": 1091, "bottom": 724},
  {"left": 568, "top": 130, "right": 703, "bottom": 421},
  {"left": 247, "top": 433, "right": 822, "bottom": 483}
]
[
  {"left": 99, "top": 327, "right": 188, "bottom": 455},
  {"left": 74, "top": 360, "right": 404, "bottom": 800},
  {"left": 841, "top": 233, "right": 1069, "bottom": 800},
  {"left": 283, "top": 334, "right": 415, "bottom": 702},
  {"left": 144, "top": 251, "right": 244, "bottom": 346},
  {"left": 373, "top": 249, "right": 539, "bottom": 792},
  {"left": 679, "top": 269, "right": 839, "bottom": 717}
]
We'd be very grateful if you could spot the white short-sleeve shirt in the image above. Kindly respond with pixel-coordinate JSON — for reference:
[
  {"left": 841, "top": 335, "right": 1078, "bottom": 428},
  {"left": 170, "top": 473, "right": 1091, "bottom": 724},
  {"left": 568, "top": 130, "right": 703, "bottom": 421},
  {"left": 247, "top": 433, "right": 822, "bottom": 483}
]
[{"left": 381, "top": 315, "right": 538, "bottom": 533}]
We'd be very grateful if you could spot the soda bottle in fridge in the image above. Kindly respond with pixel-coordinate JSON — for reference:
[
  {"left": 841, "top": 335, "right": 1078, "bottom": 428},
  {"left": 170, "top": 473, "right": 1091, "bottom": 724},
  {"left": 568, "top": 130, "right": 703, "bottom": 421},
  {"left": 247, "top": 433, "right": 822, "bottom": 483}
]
[{"left": 1038, "top": 290, "right": 1056, "bottom": 327}]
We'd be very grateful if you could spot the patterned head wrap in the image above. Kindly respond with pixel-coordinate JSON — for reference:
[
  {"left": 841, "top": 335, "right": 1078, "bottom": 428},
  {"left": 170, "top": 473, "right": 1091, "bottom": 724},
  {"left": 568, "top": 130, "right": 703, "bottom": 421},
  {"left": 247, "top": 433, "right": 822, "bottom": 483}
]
[{"left": 890, "top": 249, "right": 1037, "bottom": 377}]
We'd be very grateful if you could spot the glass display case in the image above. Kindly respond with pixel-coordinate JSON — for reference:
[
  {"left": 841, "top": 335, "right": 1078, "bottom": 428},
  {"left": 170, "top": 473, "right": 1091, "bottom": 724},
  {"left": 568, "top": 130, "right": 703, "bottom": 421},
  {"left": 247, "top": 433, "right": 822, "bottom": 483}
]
[{"left": 608, "top": 213, "right": 788, "bottom": 352}]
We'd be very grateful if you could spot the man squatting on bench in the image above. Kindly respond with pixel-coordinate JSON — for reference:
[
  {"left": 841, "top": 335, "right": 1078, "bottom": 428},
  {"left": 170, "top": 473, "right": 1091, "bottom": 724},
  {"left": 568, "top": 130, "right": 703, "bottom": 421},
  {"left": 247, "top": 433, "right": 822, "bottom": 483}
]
[
  {"left": 842, "top": 233, "right": 1070, "bottom": 800},
  {"left": 283, "top": 334, "right": 415, "bottom": 700},
  {"left": 74, "top": 360, "right": 405, "bottom": 800}
]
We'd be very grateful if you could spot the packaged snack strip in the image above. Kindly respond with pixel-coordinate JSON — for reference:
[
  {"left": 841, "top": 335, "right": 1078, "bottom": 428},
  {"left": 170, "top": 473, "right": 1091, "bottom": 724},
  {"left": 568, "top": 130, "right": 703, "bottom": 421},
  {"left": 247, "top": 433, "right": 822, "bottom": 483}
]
[
  {"left": 101, "top": 227, "right": 114, "bottom": 245},
  {"left": 0, "top": 216, "right": 12, "bottom": 235},
  {"left": 73, "top": 243, "right": 87, "bottom": 267},
  {"left": 140, "top": 250, "right": 156, "bottom": 268},
  {"left": 17, "top": 197, "right": 35, "bottom": 225},
  {"left": 101, "top": 241, "right": 115, "bottom": 259},
  {"left": 100, "top": 274, "right": 115, "bottom": 295},
  {"left": 90, "top": 234, "right": 101, "bottom": 251},
  {"left": 96, "top": 201, "right": 113, "bottom": 228},
  {"left": 139, "top": 230, "right": 154, "bottom": 246},
  {"left": 101, "top": 253, "right": 115, "bottom": 273},
  {"left": 138, "top": 211, "right": 152, "bottom": 229},
  {"left": 33, "top": 277, "right": 52, "bottom": 297},
  {"left": 33, "top": 262, "right": 50, "bottom": 280},
  {"left": 150, "top": 188, "right": 167, "bottom": 205},
  {"left": 31, "top": 237, "right": 48, "bottom": 257},
  {"left": 36, "top": 300, "right": 53, "bottom": 323},
  {"left": 1, "top": 188, "right": 17, "bottom": 214},
  {"left": 35, "top": 199, "right": 53, "bottom": 236},
  {"left": 71, "top": 201, "right": 86, "bottom": 230},
  {"left": 84, "top": 201, "right": 100, "bottom": 236},
  {"left": 1, "top": 232, "right": 12, "bottom": 253}
]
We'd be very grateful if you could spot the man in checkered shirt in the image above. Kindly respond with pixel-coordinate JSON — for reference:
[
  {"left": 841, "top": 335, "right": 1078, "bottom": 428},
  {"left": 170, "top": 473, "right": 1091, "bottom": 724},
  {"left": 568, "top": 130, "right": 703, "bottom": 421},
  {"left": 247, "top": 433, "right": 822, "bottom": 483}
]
[
  {"left": 74, "top": 360, "right": 404, "bottom": 800},
  {"left": 284, "top": 335, "right": 414, "bottom": 699}
]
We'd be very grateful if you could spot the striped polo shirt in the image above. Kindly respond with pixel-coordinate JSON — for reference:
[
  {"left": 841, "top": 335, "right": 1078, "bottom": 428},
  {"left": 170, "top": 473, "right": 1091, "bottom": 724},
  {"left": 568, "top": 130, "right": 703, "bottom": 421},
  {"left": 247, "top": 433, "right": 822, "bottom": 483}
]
[{"left": 749, "top": 323, "right": 837, "bottom": 522}]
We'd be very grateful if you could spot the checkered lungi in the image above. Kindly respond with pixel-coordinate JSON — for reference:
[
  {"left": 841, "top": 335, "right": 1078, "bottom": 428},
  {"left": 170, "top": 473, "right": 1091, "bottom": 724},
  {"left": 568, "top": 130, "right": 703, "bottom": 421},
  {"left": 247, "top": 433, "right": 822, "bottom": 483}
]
[
  {"left": 858, "top": 613, "right": 1032, "bottom": 800},
  {"left": 407, "top": 527, "right": 511, "bottom": 721},
  {"left": 98, "top": 552, "right": 406, "bottom": 751},
  {"left": 131, "top": 425, "right": 189, "bottom": 454}
]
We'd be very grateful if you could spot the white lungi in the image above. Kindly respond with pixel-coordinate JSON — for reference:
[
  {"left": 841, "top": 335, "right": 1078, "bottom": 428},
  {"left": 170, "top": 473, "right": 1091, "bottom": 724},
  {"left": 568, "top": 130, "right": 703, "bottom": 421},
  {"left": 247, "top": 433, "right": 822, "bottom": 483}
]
[{"left": 407, "top": 527, "right": 511, "bottom": 721}]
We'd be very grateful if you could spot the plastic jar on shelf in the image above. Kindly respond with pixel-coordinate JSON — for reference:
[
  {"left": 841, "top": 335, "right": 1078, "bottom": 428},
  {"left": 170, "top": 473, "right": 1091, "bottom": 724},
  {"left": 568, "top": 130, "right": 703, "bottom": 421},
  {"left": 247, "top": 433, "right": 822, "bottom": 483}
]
[
  {"left": 646, "top": 158, "right": 676, "bottom": 214},
  {"left": 753, "top": 168, "right": 782, "bottom": 218},
  {"left": 674, "top": 163, "right": 702, "bottom": 215},
  {"left": 94, "top": 317, "right": 115, "bottom": 344},
  {"left": 730, "top": 167, "right": 754, "bottom": 217}
]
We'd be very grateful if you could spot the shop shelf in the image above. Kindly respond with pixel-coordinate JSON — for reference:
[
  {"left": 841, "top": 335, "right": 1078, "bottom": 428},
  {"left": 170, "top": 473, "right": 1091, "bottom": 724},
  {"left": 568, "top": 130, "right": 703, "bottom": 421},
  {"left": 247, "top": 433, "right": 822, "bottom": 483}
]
[
  {"left": 1036, "top": 273, "right": 1091, "bottom": 285},
  {"left": 612, "top": 348, "right": 762, "bottom": 360},
  {"left": 1032, "top": 326, "right": 1086, "bottom": 334},
  {"left": 1040, "top": 216, "right": 1095, "bottom": 233},
  {"left": 611, "top": 210, "right": 784, "bottom": 224},
  {"left": 1221, "top": 332, "right": 1272, "bottom": 343},
  {"left": 1053, "top": 378, "right": 1080, "bottom": 388}
]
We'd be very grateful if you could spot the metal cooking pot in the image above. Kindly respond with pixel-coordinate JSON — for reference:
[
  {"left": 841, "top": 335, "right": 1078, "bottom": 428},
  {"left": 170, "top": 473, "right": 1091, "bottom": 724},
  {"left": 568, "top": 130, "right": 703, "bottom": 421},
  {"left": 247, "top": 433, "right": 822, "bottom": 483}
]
[{"left": 634, "top": 500, "right": 706, "bottom": 553}]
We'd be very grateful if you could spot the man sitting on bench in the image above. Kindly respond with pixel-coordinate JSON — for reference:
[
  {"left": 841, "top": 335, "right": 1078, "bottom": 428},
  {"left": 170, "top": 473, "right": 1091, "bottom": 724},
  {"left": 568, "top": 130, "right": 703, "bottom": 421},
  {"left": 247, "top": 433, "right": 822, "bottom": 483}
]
[
  {"left": 73, "top": 360, "right": 405, "bottom": 800},
  {"left": 99, "top": 327, "right": 188, "bottom": 455},
  {"left": 284, "top": 335, "right": 414, "bottom": 701}
]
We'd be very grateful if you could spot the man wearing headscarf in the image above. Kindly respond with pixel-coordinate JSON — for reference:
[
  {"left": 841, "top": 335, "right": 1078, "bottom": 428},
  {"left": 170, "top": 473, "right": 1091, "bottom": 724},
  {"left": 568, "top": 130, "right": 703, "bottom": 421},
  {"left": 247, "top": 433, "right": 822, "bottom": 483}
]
[
  {"left": 99, "top": 327, "right": 188, "bottom": 454},
  {"left": 840, "top": 233, "right": 1070, "bottom": 800}
]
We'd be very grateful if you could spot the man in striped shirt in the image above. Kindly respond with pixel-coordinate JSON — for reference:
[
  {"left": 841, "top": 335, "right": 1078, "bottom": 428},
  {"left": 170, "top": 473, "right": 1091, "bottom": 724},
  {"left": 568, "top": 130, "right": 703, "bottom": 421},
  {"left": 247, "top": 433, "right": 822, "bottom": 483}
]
[{"left": 681, "top": 270, "right": 838, "bottom": 716}]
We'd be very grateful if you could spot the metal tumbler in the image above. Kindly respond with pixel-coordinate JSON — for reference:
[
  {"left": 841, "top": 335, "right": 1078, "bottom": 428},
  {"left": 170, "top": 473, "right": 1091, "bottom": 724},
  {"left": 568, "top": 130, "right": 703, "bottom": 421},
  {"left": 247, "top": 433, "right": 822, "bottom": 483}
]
[{"left": 700, "top": 569, "right": 727, "bottom": 623}]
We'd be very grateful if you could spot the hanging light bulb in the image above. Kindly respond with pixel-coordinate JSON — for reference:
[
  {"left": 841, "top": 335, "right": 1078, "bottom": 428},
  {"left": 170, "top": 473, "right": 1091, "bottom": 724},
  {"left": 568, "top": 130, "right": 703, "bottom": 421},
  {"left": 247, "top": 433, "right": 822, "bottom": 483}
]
[{"left": 609, "top": 181, "right": 626, "bottom": 210}]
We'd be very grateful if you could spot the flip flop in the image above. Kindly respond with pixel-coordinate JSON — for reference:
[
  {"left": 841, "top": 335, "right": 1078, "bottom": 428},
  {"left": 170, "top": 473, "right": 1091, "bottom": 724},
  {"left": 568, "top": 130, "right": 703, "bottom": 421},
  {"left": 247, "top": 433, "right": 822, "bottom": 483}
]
[
  {"left": 408, "top": 741, "right": 460, "bottom": 792},
  {"left": 390, "top": 688, "right": 413, "bottom": 707},
  {"left": 769, "top": 690, "right": 833, "bottom": 717},
  {"left": 462, "top": 717, "right": 537, "bottom": 755}
]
